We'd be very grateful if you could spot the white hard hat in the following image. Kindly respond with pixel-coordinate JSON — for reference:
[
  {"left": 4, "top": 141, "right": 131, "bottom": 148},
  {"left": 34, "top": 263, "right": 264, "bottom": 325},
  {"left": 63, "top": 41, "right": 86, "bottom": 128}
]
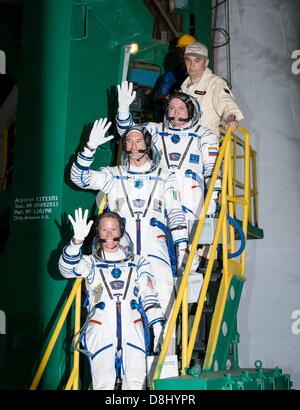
[{"left": 184, "top": 42, "right": 208, "bottom": 59}]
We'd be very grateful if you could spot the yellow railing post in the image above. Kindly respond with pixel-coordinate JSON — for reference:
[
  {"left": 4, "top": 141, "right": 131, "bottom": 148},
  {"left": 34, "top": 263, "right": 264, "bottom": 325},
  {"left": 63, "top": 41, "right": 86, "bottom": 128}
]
[
  {"left": 252, "top": 150, "right": 259, "bottom": 226},
  {"left": 30, "top": 279, "right": 82, "bottom": 390},
  {"left": 181, "top": 286, "right": 188, "bottom": 375},
  {"left": 65, "top": 280, "right": 82, "bottom": 390},
  {"left": 151, "top": 129, "right": 231, "bottom": 385}
]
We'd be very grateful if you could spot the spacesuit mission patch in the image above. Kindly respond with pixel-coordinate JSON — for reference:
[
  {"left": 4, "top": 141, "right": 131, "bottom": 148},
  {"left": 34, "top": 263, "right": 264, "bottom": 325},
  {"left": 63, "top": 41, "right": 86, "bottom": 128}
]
[
  {"left": 91, "top": 283, "right": 103, "bottom": 304},
  {"left": 110, "top": 280, "right": 124, "bottom": 290},
  {"left": 189, "top": 154, "right": 200, "bottom": 164},
  {"left": 169, "top": 152, "right": 181, "bottom": 161}
]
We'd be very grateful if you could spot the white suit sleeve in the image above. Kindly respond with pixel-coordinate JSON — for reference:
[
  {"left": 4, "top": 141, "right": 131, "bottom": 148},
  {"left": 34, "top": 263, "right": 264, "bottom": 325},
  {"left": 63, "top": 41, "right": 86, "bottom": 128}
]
[
  {"left": 70, "top": 146, "right": 114, "bottom": 193},
  {"left": 164, "top": 172, "right": 188, "bottom": 245},
  {"left": 115, "top": 108, "right": 160, "bottom": 145},
  {"left": 59, "top": 241, "right": 94, "bottom": 279},
  {"left": 212, "top": 79, "right": 244, "bottom": 122},
  {"left": 116, "top": 112, "right": 135, "bottom": 136},
  {"left": 136, "top": 256, "right": 164, "bottom": 327}
]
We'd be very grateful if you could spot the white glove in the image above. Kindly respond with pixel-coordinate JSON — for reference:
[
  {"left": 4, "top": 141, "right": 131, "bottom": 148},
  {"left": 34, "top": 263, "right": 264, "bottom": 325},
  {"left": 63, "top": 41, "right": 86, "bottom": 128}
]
[
  {"left": 177, "top": 242, "right": 200, "bottom": 273},
  {"left": 152, "top": 322, "right": 163, "bottom": 354},
  {"left": 207, "top": 191, "right": 219, "bottom": 217},
  {"left": 117, "top": 81, "right": 136, "bottom": 115},
  {"left": 87, "top": 118, "right": 114, "bottom": 150},
  {"left": 68, "top": 208, "right": 93, "bottom": 242},
  {"left": 176, "top": 242, "right": 189, "bottom": 270}
]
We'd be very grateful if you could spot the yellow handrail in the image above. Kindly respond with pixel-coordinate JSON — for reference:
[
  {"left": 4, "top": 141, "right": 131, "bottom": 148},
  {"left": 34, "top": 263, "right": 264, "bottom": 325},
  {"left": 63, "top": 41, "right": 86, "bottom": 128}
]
[
  {"left": 152, "top": 128, "right": 233, "bottom": 383},
  {"left": 221, "top": 124, "right": 258, "bottom": 227},
  {"left": 203, "top": 126, "right": 250, "bottom": 370},
  {"left": 152, "top": 125, "right": 252, "bottom": 384},
  {"left": 30, "top": 278, "right": 83, "bottom": 390}
]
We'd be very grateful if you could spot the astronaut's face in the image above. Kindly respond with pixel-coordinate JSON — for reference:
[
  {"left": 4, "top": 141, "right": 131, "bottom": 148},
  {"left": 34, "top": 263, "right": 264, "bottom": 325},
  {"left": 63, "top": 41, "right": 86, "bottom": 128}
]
[
  {"left": 168, "top": 98, "right": 189, "bottom": 128},
  {"left": 184, "top": 55, "right": 207, "bottom": 81},
  {"left": 125, "top": 130, "right": 147, "bottom": 163},
  {"left": 98, "top": 217, "right": 121, "bottom": 252}
]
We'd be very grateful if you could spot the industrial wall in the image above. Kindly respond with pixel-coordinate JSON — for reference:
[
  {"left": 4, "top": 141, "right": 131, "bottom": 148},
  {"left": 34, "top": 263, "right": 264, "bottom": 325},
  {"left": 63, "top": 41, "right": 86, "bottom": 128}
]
[{"left": 214, "top": 0, "right": 300, "bottom": 389}]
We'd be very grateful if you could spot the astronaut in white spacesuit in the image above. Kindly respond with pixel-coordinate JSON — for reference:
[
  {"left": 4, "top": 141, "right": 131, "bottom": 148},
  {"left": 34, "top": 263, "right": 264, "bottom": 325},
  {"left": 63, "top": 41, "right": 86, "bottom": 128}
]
[
  {"left": 70, "top": 118, "right": 188, "bottom": 322},
  {"left": 116, "top": 81, "right": 222, "bottom": 242},
  {"left": 59, "top": 209, "right": 164, "bottom": 390}
]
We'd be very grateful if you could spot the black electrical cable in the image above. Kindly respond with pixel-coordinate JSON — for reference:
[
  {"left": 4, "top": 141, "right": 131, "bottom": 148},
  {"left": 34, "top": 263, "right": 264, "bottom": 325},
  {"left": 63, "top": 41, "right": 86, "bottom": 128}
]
[
  {"left": 211, "top": 0, "right": 232, "bottom": 88},
  {"left": 211, "top": 0, "right": 226, "bottom": 10},
  {"left": 212, "top": 28, "right": 230, "bottom": 48}
]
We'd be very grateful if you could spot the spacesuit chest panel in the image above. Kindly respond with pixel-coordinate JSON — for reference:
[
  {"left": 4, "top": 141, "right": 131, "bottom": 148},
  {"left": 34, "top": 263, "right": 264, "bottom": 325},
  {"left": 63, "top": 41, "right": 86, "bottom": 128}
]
[
  {"left": 109, "top": 167, "right": 167, "bottom": 219},
  {"left": 157, "top": 133, "right": 204, "bottom": 176},
  {"left": 88, "top": 263, "right": 135, "bottom": 307}
]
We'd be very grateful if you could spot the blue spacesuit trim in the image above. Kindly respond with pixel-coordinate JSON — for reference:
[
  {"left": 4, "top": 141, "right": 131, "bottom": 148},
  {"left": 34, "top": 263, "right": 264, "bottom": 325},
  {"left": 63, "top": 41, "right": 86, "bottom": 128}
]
[
  {"left": 148, "top": 254, "right": 171, "bottom": 267},
  {"left": 148, "top": 176, "right": 163, "bottom": 181},
  {"left": 78, "top": 151, "right": 93, "bottom": 160},
  {"left": 63, "top": 248, "right": 81, "bottom": 258},
  {"left": 149, "top": 318, "right": 164, "bottom": 327},
  {"left": 182, "top": 205, "right": 197, "bottom": 217},
  {"left": 116, "top": 302, "right": 122, "bottom": 351},
  {"left": 72, "top": 269, "right": 82, "bottom": 277},
  {"left": 95, "top": 258, "right": 131, "bottom": 268},
  {"left": 74, "top": 161, "right": 90, "bottom": 171},
  {"left": 174, "top": 238, "right": 188, "bottom": 245},
  {"left": 91, "top": 343, "right": 114, "bottom": 360},
  {"left": 185, "top": 169, "right": 203, "bottom": 185},
  {"left": 117, "top": 115, "right": 131, "bottom": 122},
  {"left": 126, "top": 342, "right": 146, "bottom": 354},
  {"left": 62, "top": 254, "right": 80, "bottom": 265},
  {"left": 117, "top": 122, "right": 131, "bottom": 129}
]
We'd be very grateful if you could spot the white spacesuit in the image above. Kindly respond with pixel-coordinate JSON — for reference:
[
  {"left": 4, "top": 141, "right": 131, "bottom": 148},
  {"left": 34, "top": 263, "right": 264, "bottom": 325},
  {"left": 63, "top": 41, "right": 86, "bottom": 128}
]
[
  {"left": 70, "top": 120, "right": 188, "bottom": 318},
  {"left": 59, "top": 209, "right": 164, "bottom": 390},
  {"left": 116, "top": 82, "right": 222, "bottom": 237}
]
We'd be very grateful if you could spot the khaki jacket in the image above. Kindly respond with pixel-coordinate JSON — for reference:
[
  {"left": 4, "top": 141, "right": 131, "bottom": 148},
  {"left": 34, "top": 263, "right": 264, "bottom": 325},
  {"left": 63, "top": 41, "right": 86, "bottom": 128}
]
[{"left": 180, "top": 67, "right": 244, "bottom": 136}]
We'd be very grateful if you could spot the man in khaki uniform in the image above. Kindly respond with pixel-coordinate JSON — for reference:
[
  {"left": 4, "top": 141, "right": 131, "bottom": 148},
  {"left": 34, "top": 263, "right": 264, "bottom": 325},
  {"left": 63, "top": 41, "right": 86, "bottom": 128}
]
[{"left": 180, "top": 42, "right": 244, "bottom": 136}]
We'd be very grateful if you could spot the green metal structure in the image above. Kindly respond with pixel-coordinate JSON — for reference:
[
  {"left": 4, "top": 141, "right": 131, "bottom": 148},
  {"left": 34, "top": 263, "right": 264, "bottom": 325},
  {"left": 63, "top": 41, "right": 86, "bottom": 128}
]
[
  {"left": 153, "top": 363, "right": 293, "bottom": 390},
  {"left": 0, "top": 0, "right": 153, "bottom": 389}
]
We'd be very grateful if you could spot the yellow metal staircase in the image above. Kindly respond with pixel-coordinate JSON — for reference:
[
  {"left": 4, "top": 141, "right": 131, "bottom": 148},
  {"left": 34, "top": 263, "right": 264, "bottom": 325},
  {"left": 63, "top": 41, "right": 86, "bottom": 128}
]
[{"left": 30, "top": 125, "right": 260, "bottom": 390}]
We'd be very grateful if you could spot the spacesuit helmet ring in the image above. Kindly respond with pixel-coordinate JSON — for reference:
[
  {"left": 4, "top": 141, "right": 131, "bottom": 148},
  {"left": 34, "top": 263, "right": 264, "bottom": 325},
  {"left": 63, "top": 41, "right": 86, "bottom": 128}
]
[
  {"left": 164, "top": 92, "right": 201, "bottom": 129},
  {"left": 93, "top": 211, "right": 133, "bottom": 260},
  {"left": 121, "top": 125, "right": 157, "bottom": 166}
]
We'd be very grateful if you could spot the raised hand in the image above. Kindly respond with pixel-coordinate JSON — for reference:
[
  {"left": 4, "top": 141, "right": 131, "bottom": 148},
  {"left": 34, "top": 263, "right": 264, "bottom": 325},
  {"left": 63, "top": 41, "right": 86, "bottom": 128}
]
[
  {"left": 87, "top": 117, "right": 114, "bottom": 151},
  {"left": 68, "top": 208, "right": 93, "bottom": 242},
  {"left": 117, "top": 80, "right": 136, "bottom": 113}
]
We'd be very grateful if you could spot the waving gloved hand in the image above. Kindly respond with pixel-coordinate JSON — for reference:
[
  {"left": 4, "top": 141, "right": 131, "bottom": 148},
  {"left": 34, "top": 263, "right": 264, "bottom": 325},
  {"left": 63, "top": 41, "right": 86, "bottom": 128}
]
[
  {"left": 86, "top": 117, "right": 114, "bottom": 151},
  {"left": 152, "top": 322, "right": 163, "bottom": 354},
  {"left": 68, "top": 208, "right": 93, "bottom": 242},
  {"left": 117, "top": 81, "right": 136, "bottom": 115}
]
